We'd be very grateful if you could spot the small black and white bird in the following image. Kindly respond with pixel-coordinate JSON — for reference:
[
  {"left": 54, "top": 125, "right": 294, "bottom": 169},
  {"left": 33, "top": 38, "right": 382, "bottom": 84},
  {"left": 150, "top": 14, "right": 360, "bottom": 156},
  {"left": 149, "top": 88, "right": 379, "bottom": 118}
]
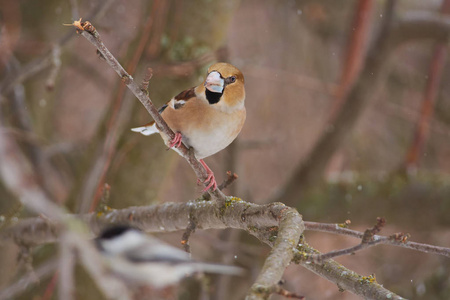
[{"left": 95, "top": 225, "right": 244, "bottom": 288}]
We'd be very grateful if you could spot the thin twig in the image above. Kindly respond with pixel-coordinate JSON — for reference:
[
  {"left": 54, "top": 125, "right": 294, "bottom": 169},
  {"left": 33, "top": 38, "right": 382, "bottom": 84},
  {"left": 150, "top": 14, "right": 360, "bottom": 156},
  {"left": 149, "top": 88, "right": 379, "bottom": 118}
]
[
  {"left": 41, "top": 273, "right": 58, "bottom": 300},
  {"left": 304, "top": 221, "right": 450, "bottom": 258},
  {"left": 0, "top": 259, "right": 58, "bottom": 300},
  {"left": 272, "top": 282, "right": 305, "bottom": 299},
  {"left": 71, "top": 20, "right": 227, "bottom": 202},
  {"left": 181, "top": 216, "right": 197, "bottom": 254},
  {"left": 201, "top": 171, "right": 238, "bottom": 200},
  {"left": 140, "top": 67, "right": 153, "bottom": 92},
  {"left": 45, "top": 45, "right": 62, "bottom": 91},
  {"left": 95, "top": 183, "right": 111, "bottom": 213},
  {"left": 0, "top": 1, "right": 117, "bottom": 210},
  {"left": 16, "top": 245, "right": 35, "bottom": 283},
  {"left": 361, "top": 217, "right": 385, "bottom": 243},
  {"left": 2, "top": 54, "right": 69, "bottom": 204},
  {"left": 78, "top": 8, "right": 155, "bottom": 213},
  {"left": 0, "top": 119, "right": 129, "bottom": 299},
  {"left": 250, "top": 280, "right": 305, "bottom": 299},
  {"left": 0, "top": 0, "right": 117, "bottom": 96},
  {"left": 76, "top": 12, "right": 154, "bottom": 213},
  {"left": 311, "top": 239, "right": 382, "bottom": 263},
  {"left": 0, "top": 129, "right": 66, "bottom": 220},
  {"left": 218, "top": 171, "right": 239, "bottom": 191}
]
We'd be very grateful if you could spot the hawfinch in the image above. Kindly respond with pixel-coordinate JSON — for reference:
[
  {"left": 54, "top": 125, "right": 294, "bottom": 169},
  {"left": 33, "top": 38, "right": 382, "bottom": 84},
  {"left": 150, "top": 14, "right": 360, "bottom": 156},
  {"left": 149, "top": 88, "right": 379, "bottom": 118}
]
[{"left": 131, "top": 62, "right": 246, "bottom": 191}]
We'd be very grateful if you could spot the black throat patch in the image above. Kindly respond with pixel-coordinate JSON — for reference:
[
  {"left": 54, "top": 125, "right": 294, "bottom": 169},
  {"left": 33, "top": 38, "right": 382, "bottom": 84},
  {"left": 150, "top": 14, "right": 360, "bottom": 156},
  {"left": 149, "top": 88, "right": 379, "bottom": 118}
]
[{"left": 205, "top": 89, "right": 222, "bottom": 104}]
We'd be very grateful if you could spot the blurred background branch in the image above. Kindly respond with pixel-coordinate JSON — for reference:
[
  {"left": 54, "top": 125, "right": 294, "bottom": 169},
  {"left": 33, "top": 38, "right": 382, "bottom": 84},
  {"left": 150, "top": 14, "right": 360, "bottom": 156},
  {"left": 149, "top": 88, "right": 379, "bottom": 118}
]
[
  {"left": 271, "top": 5, "right": 450, "bottom": 206},
  {"left": 403, "top": 0, "right": 450, "bottom": 173}
]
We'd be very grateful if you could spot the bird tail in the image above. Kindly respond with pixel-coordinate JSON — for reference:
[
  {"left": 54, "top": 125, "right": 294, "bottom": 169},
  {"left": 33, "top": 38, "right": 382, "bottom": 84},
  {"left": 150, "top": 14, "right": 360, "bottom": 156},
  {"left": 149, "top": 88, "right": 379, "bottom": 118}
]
[
  {"left": 196, "top": 263, "right": 244, "bottom": 276},
  {"left": 131, "top": 122, "right": 158, "bottom": 136}
]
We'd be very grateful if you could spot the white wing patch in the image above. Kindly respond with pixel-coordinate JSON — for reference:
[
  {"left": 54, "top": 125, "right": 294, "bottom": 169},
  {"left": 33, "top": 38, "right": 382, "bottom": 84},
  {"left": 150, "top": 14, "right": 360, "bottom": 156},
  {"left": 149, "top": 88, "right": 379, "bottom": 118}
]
[
  {"left": 131, "top": 123, "right": 159, "bottom": 136},
  {"left": 169, "top": 98, "right": 186, "bottom": 110}
]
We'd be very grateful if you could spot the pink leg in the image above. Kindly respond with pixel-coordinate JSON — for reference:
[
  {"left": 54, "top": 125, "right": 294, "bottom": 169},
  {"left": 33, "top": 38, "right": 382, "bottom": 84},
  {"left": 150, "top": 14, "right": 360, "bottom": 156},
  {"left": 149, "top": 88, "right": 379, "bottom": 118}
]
[
  {"left": 169, "top": 132, "right": 183, "bottom": 148},
  {"left": 199, "top": 159, "right": 217, "bottom": 192}
]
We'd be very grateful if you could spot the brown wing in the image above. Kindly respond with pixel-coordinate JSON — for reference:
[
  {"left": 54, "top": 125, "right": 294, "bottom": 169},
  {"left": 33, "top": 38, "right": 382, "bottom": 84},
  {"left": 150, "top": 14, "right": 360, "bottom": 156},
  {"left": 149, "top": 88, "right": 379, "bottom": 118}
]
[
  {"left": 166, "top": 86, "right": 197, "bottom": 110},
  {"left": 158, "top": 87, "right": 195, "bottom": 113},
  {"left": 174, "top": 87, "right": 196, "bottom": 101}
]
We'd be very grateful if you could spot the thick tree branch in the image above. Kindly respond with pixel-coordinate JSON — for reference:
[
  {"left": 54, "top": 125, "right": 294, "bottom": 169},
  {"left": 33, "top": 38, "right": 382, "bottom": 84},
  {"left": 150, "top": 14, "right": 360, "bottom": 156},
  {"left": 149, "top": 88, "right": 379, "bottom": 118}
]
[
  {"left": 1, "top": 201, "right": 416, "bottom": 300},
  {"left": 294, "top": 244, "right": 405, "bottom": 300},
  {"left": 246, "top": 208, "right": 303, "bottom": 300}
]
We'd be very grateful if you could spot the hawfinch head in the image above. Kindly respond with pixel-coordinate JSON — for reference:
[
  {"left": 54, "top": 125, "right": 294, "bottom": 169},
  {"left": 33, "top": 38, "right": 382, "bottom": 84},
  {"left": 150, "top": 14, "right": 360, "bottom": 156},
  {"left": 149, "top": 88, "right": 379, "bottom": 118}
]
[{"left": 201, "top": 62, "right": 245, "bottom": 110}]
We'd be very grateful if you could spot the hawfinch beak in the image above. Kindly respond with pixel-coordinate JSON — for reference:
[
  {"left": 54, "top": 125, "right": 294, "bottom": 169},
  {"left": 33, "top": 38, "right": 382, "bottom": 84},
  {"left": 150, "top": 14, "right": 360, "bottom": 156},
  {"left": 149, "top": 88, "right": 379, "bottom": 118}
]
[{"left": 204, "top": 71, "right": 224, "bottom": 93}]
